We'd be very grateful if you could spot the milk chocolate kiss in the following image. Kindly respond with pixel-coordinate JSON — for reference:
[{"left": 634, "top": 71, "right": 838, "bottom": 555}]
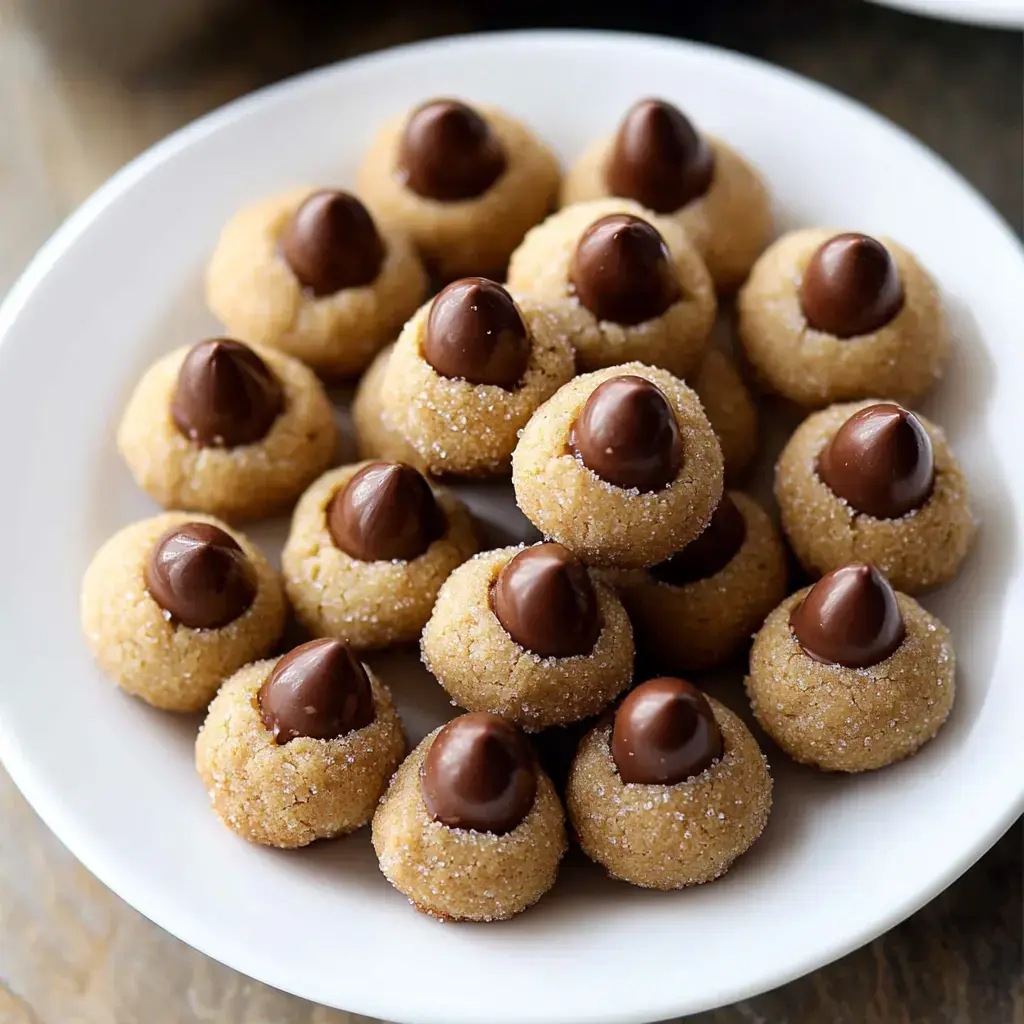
[
  {"left": 790, "top": 563, "right": 905, "bottom": 669},
  {"left": 258, "top": 639, "right": 375, "bottom": 743},
  {"left": 611, "top": 677, "right": 723, "bottom": 785},
  {"left": 420, "top": 713, "right": 537, "bottom": 834},
  {"left": 800, "top": 233, "right": 904, "bottom": 338},
  {"left": 606, "top": 98, "right": 714, "bottom": 213},
  {"left": 568, "top": 375, "right": 682, "bottom": 492},
  {"left": 818, "top": 403, "right": 934, "bottom": 519}
]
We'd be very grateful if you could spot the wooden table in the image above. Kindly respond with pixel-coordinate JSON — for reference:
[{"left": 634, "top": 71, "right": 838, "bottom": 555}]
[{"left": 1, "top": 1, "right": 1020, "bottom": 1020}]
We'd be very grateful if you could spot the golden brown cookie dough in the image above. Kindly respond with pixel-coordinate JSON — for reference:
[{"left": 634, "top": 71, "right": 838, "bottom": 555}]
[
  {"left": 372, "top": 714, "right": 567, "bottom": 921},
  {"left": 351, "top": 343, "right": 425, "bottom": 468},
  {"left": 512, "top": 363, "right": 724, "bottom": 568},
  {"left": 282, "top": 460, "right": 478, "bottom": 649},
  {"left": 746, "top": 564, "right": 955, "bottom": 772},
  {"left": 737, "top": 228, "right": 949, "bottom": 407},
  {"left": 80, "top": 512, "right": 286, "bottom": 711},
  {"left": 506, "top": 198, "right": 716, "bottom": 378},
  {"left": 612, "top": 492, "right": 787, "bottom": 672},
  {"left": 560, "top": 99, "right": 771, "bottom": 291},
  {"left": 421, "top": 544, "right": 634, "bottom": 731},
  {"left": 205, "top": 187, "right": 427, "bottom": 378},
  {"left": 357, "top": 100, "right": 560, "bottom": 281},
  {"left": 196, "top": 640, "right": 406, "bottom": 847},
  {"left": 381, "top": 280, "right": 575, "bottom": 477},
  {"left": 775, "top": 400, "right": 975, "bottom": 593},
  {"left": 690, "top": 348, "right": 759, "bottom": 483},
  {"left": 117, "top": 338, "right": 337, "bottom": 522},
  {"left": 567, "top": 679, "right": 772, "bottom": 889}
]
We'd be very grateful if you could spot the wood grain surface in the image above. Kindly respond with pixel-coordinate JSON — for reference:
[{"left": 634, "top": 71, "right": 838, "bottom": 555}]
[{"left": 0, "top": 1, "right": 1020, "bottom": 1021}]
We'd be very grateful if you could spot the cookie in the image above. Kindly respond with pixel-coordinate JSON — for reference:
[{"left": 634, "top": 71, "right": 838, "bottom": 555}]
[
  {"left": 421, "top": 543, "right": 634, "bottom": 731},
  {"left": 357, "top": 99, "right": 560, "bottom": 281},
  {"left": 737, "top": 229, "right": 949, "bottom": 407},
  {"left": 195, "top": 639, "right": 406, "bottom": 847},
  {"left": 690, "top": 348, "right": 759, "bottom": 483},
  {"left": 775, "top": 400, "right": 975, "bottom": 593},
  {"left": 351, "top": 343, "right": 425, "bottom": 468},
  {"left": 205, "top": 188, "right": 427, "bottom": 378},
  {"left": 561, "top": 98, "right": 772, "bottom": 291},
  {"left": 372, "top": 713, "right": 567, "bottom": 921},
  {"left": 117, "top": 338, "right": 337, "bottom": 521},
  {"left": 567, "top": 678, "right": 772, "bottom": 889},
  {"left": 281, "top": 460, "right": 478, "bottom": 649},
  {"left": 512, "top": 363, "right": 724, "bottom": 568},
  {"left": 746, "top": 564, "right": 955, "bottom": 771},
  {"left": 506, "top": 198, "right": 715, "bottom": 378},
  {"left": 380, "top": 278, "right": 575, "bottom": 476},
  {"left": 80, "top": 513, "right": 286, "bottom": 711},
  {"left": 611, "top": 492, "right": 787, "bottom": 672}
]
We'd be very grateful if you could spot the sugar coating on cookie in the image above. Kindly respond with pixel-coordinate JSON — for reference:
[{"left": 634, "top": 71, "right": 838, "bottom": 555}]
[
  {"left": 737, "top": 228, "right": 949, "bottom": 407},
  {"left": 775, "top": 400, "right": 975, "bottom": 593},
  {"left": 422, "top": 545, "right": 634, "bottom": 730},
  {"left": 80, "top": 512, "right": 286, "bottom": 711},
  {"left": 567, "top": 694, "right": 772, "bottom": 889},
  {"left": 357, "top": 101, "right": 560, "bottom": 281},
  {"left": 282, "top": 461, "right": 478, "bottom": 649},
  {"left": 506, "top": 198, "right": 716, "bottom": 378},
  {"left": 372, "top": 719, "right": 567, "bottom": 921},
  {"left": 612, "top": 491, "right": 787, "bottom": 672},
  {"left": 746, "top": 576, "right": 955, "bottom": 772},
  {"left": 690, "top": 348, "right": 759, "bottom": 483},
  {"left": 512, "top": 362, "right": 724, "bottom": 568},
  {"left": 381, "top": 287, "right": 575, "bottom": 477},
  {"left": 351, "top": 343, "right": 425, "bottom": 468},
  {"left": 205, "top": 187, "right": 427, "bottom": 378},
  {"left": 561, "top": 99, "right": 771, "bottom": 291},
  {"left": 195, "top": 653, "right": 405, "bottom": 847},
  {"left": 117, "top": 340, "right": 337, "bottom": 522}
]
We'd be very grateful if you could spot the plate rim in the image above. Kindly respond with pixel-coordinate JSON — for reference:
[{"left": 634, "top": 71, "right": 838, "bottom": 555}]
[
  {"left": 865, "top": 0, "right": 1024, "bottom": 30},
  {"left": 1, "top": 28, "right": 1023, "bottom": 1024}
]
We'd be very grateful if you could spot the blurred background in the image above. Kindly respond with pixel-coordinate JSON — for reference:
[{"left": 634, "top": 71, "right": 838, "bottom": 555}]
[{"left": 0, "top": 1, "right": 1021, "bottom": 1022}]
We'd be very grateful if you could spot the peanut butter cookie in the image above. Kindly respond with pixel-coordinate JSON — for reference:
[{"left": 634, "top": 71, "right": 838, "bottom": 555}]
[
  {"left": 372, "top": 713, "right": 567, "bottom": 921},
  {"left": 206, "top": 188, "right": 427, "bottom": 378},
  {"left": 357, "top": 99, "right": 560, "bottom": 281},
  {"left": 561, "top": 99, "right": 771, "bottom": 290}
]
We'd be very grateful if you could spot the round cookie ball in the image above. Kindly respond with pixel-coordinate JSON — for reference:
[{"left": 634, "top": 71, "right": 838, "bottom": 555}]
[
  {"left": 512, "top": 362, "right": 724, "bottom": 568},
  {"left": 737, "top": 228, "right": 949, "bottom": 407},
  {"left": 117, "top": 338, "right": 337, "bottom": 522},
  {"left": 612, "top": 492, "right": 787, "bottom": 672},
  {"left": 351, "top": 343, "right": 425, "bottom": 468},
  {"left": 196, "top": 639, "right": 406, "bottom": 847},
  {"left": 205, "top": 187, "right": 427, "bottom": 378},
  {"left": 690, "top": 348, "right": 759, "bottom": 484},
  {"left": 80, "top": 512, "right": 286, "bottom": 711},
  {"left": 282, "top": 460, "right": 478, "bottom": 649},
  {"left": 422, "top": 543, "right": 634, "bottom": 731},
  {"left": 506, "top": 198, "right": 716, "bottom": 378},
  {"left": 775, "top": 400, "right": 975, "bottom": 593},
  {"left": 357, "top": 99, "right": 560, "bottom": 281},
  {"left": 746, "top": 563, "right": 955, "bottom": 772},
  {"left": 560, "top": 98, "right": 772, "bottom": 291},
  {"left": 381, "top": 279, "right": 575, "bottom": 477},
  {"left": 567, "top": 678, "right": 772, "bottom": 889},
  {"left": 372, "top": 713, "right": 567, "bottom": 921}
]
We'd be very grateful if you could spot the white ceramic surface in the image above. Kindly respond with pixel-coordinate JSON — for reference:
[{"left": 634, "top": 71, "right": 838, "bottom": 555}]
[
  {"left": 0, "top": 30, "right": 1022, "bottom": 1024},
  {"left": 866, "top": 0, "right": 1024, "bottom": 28}
]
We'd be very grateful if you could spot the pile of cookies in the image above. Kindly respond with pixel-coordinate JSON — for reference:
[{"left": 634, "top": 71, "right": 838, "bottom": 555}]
[{"left": 80, "top": 96, "right": 973, "bottom": 922}]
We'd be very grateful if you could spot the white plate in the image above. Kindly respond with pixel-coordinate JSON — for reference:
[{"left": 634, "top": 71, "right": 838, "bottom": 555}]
[
  {"left": 1, "top": 30, "right": 1022, "bottom": 1024},
  {"left": 866, "top": 0, "right": 1024, "bottom": 28}
]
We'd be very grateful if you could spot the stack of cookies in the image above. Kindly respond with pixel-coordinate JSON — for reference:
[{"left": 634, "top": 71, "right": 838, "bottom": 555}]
[{"left": 80, "top": 95, "right": 973, "bottom": 922}]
